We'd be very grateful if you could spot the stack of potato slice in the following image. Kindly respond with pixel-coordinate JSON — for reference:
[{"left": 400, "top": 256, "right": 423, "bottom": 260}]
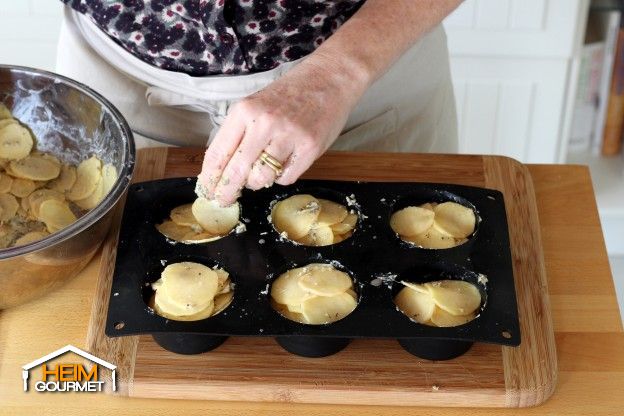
[
  {"left": 156, "top": 197, "right": 240, "bottom": 243},
  {"left": 270, "top": 263, "right": 358, "bottom": 325},
  {"left": 0, "top": 106, "right": 117, "bottom": 248},
  {"left": 394, "top": 280, "right": 481, "bottom": 327},
  {"left": 271, "top": 194, "right": 357, "bottom": 246},
  {"left": 150, "top": 261, "right": 233, "bottom": 321},
  {"left": 390, "top": 201, "right": 476, "bottom": 249}
]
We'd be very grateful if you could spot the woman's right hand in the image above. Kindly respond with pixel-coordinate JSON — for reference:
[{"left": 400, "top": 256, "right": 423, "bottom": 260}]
[{"left": 197, "top": 56, "right": 367, "bottom": 206}]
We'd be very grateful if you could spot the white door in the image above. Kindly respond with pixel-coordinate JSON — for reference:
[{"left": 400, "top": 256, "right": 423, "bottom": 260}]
[{"left": 444, "top": 0, "right": 589, "bottom": 163}]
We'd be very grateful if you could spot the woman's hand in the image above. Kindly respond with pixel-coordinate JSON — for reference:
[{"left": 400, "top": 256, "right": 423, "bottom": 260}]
[
  {"left": 198, "top": 0, "right": 463, "bottom": 207},
  {"left": 197, "top": 56, "right": 367, "bottom": 206}
]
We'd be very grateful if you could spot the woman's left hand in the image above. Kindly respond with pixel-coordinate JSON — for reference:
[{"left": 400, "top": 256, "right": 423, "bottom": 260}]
[{"left": 197, "top": 57, "right": 366, "bottom": 206}]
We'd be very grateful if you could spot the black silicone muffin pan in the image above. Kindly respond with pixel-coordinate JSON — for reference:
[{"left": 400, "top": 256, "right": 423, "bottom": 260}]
[{"left": 105, "top": 178, "right": 521, "bottom": 360}]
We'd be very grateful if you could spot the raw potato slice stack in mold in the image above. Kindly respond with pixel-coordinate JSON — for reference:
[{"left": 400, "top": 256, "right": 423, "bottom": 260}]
[
  {"left": 150, "top": 261, "right": 233, "bottom": 321},
  {"left": 270, "top": 263, "right": 358, "bottom": 325},
  {"left": 394, "top": 280, "right": 481, "bottom": 327},
  {"left": 271, "top": 194, "right": 357, "bottom": 246},
  {"left": 0, "top": 104, "right": 118, "bottom": 248},
  {"left": 156, "top": 197, "right": 240, "bottom": 243},
  {"left": 390, "top": 201, "right": 476, "bottom": 249}
]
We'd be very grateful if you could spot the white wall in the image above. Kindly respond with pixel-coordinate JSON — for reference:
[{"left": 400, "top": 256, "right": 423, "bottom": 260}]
[{"left": 0, "top": 0, "right": 63, "bottom": 71}]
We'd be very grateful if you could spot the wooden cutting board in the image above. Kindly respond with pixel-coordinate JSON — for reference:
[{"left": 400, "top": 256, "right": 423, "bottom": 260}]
[{"left": 85, "top": 148, "right": 556, "bottom": 408}]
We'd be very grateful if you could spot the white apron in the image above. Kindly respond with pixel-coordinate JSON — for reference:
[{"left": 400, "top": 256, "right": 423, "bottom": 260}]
[{"left": 56, "top": 7, "right": 457, "bottom": 152}]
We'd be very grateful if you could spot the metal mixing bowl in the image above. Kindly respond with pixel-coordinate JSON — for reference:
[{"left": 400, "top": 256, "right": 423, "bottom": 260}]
[{"left": 0, "top": 65, "right": 135, "bottom": 309}]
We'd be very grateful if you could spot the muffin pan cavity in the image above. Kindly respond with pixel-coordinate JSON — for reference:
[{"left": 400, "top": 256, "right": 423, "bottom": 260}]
[
  {"left": 269, "top": 188, "right": 359, "bottom": 246},
  {"left": 106, "top": 178, "right": 520, "bottom": 359}
]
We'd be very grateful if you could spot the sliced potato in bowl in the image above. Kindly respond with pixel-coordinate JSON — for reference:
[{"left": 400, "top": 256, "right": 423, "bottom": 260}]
[
  {"left": 8, "top": 155, "right": 61, "bottom": 181},
  {"left": 38, "top": 199, "right": 77, "bottom": 233},
  {"left": 0, "top": 124, "right": 33, "bottom": 160},
  {"left": 66, "top": 156, "right": 102, "bottom": 201}
]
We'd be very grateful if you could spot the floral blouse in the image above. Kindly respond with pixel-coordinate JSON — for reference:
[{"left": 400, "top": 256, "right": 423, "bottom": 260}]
[{"left": 63, "top": 0, "right": 365, "bottom": 76}]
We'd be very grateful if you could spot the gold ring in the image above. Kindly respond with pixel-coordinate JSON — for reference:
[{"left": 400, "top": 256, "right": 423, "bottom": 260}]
[{"left": 259, "top": 151, "right": 284, "bottom": 176}]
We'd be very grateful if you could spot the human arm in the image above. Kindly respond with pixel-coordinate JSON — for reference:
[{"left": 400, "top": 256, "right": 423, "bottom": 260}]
[{"left": 198, "top": 0, "right": 463, "bottom": 205}]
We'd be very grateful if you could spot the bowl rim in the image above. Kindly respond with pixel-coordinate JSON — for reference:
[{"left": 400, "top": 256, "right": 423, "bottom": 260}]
[{"left": 0, "top": 64, "right": 136, "bottom": 259}]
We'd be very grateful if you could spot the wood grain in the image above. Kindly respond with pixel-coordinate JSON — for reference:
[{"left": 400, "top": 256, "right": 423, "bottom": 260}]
[
  {"left": 84, "top": 148, "right": 556, "bottom": 407},
  {"left": 482, "top": 157, "right": 557, "bottom": 407},
  {"left": 85, "top": 148, "right": 169, "bottom": 394}
]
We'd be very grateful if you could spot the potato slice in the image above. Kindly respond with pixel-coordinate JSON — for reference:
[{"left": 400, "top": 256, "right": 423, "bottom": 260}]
[
  {"left": 0, "top": 124, "right": 33, "bottom": 160},
  {"left": 425, "top": 280, "right": 481, "bottom": 316},
  {"left": 156, "top": 219, "right": 195, "bottom": 241},
  {"left": 420, "top": 202, "right": 436, "bottom": 211},
  {"left": 66, "top": 156, "right": 102, "bottom": 201},
  {"left": 316, "top": 198, "right": 348, "bottom": 226},
  {"left": 170, "top": 203, "right": 198, "bottom": 227},
  {"left": 433, "top": 202, "right": 476, "bottom": 239},
  {"left": 0, "top": 118, "right": 17, "bottom": 129},
  {"left": 340, "top": 231, "right": 353, "bottom": 240},
  {"left": 430, "top": 307, "right": 476, "bottom": 327},
  {"left": 390, "top": 206, "right": 435, "bottom": 237},
  {"left": 301, "top": 292, "right": 357, "bottom": 325},
  {"left": 214, "top": 268, "right": 230, "bottom": 293},
  {"left": 346, "top": 288, "right": 358, "bottom": 301},
  {"left": 48, "top": 164, "right": 76, "bottom": 193},
  {"left": 40, "top": 152, "right": 61, "bottom": 166},
  {"left": 394, "top": 286, "right": 436, "bottom": 323},
  {"left": 101, "top": 163, "right": 117, "bottom": 195},
  {"left": 191, "top": 197, "right": 239, "bottom": 235},
  {"left": 286, "top": 302, "right": 303, "bottom": 313},
  {"left": 8, "top": 155, "right": 61, "bottom": 181},
  {"left": 270, "top": 267, "right": 314, "bottom": 306},
  {"left": 333, "top": 233, "right": 345, "bottom": 244},
  {"left": 27, "top": 189, "right": 65, "bottom": 218},
  {"left": 181, "top": 232, "right": 220, "bottom": 244},
  {"left": 330, "top": 212, "right": 358, "bottom": 235},
  {"left": 0, "top": 104, "right": 12, "bottom": 119},
  {"left": 33, "top": 180, "right": 47, "bottom": 189},
  {"left": 272, "top": 299, "right": 308, "bottom": 324},
  {"left": 0, "top": 173, "right": 13, "bottom": 193},
  {"left": 38, "top": 199, "right": 76, "bottom": 232},
  {"left": 9, "top": 178, "right": 35, "bottom": 198},
  {"left": 399, "top": 281, "right": 429, "bottom": 294},
  {"left": 298, "top": 264, "right": 353, "bottom": 297},
  {"left": 213, "top": 291, "right": 234, "bottom": 315},
  {"left": 271, "top": 194, "right": 320, "bottom": 239},
  {"left": 153, "top": 293, "right": 215, "bottom": 321},
  {"left": 217, "top": 278, "right": 231, "bottom": 295},
  {"left": 16, "top": 206, "right": 29, "bottom": 219},
  {"left": 298, "top": 224, "right": 334, "bottom": 246},
  {"left": 0, "top": 193, "right": 18, "bottom": 221},
  {"left": 159, "top": 262, "right": 219, "bottom": 313},
  {"left": 404, "top": 226, "right": 457, "bottom": 249},
  {"left": 74, "top": 175, "right": 104, "bottom": 210},
  {"left": 151, "top": 285, "right": 196, "bottom": 317},
  {"left": 13, "top": 230, "right": 49, "bottom": 247}
]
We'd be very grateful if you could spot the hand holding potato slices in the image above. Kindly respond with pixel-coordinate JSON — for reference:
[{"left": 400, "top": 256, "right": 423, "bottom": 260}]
[
  {"left": 0, "top": 108, "right": 118, "bottom": 248},
  {"left": 271, "top": 194, "right": 357, "bottom": 246},
  {"left": 270, "top": 263, "right": 358, "bottom": 325},
  {"left": 150, "top": 262, "right": 233, "bottom": 321},
  {"left": 394, "top": 280, "right": 481, "bottom": 327},
  {"left": 156, "top": 197, "right": 240, "bottom": 243},
  {"left": 391, "top": 201, "right": 476, "bottom": 249}
]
